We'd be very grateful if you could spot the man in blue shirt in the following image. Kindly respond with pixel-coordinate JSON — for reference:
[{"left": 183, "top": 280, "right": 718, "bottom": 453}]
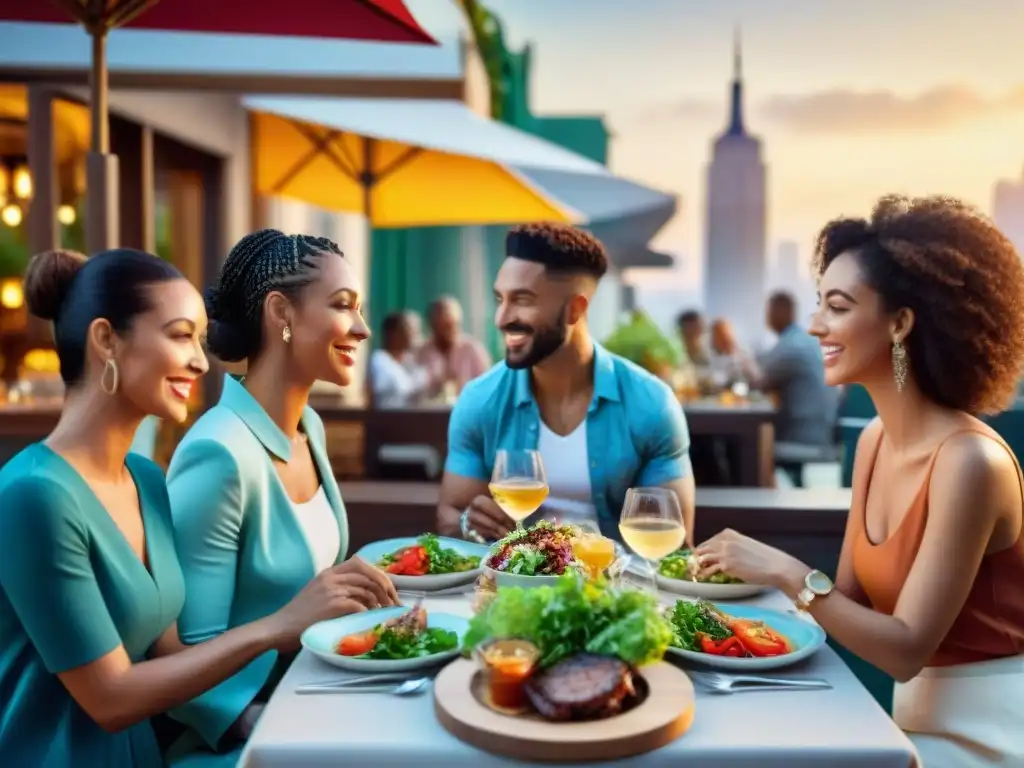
[{"left": 436, "top": 223, "right": 695, "bottom": 543}]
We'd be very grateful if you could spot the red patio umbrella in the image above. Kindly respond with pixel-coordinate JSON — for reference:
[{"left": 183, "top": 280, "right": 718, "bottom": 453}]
[{"left": 0, "top": 0, "right": 437, "bottom": 252}]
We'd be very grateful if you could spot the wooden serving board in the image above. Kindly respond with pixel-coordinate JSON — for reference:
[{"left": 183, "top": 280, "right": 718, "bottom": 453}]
[{"left": 433, "top": 659, "right": 695, "bottom": 763}]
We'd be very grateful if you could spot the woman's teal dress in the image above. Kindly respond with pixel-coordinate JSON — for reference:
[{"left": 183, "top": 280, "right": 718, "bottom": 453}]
[{"left": 0, "top": 443, "right": 185, "bottom": 768}]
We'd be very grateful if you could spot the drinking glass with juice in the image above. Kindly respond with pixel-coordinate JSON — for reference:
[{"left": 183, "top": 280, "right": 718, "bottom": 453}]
[
  {"left": 489, "top": 449, "right": 548, "bottom": 529},
  {"left": 574, "top": 534, "right": 617, "bottom": 579},
  {"left": 618, "top": 487, "right": 686, "bottom": 594}
]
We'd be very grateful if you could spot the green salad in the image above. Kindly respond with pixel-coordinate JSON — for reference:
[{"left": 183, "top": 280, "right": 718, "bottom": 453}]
[
  {"left": 667, "top": 599, "right": 732, "bottom": 652},
  {"left": 336, "top": 606, "right": 460, "bottom": 660},
  {"left": 464, "top": 573, "right": 673, "bottom": 668},
  {"left": 357, "top": 626, "right": 459, "bottom": 660},
  {"left": 658, "top": 548, "right": 743, "bottom": 584},
  {"left": 376, "top": 534, "right": 481, "bottom": 576}
]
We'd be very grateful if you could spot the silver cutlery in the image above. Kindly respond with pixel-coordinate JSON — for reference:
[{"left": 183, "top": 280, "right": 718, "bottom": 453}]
[
  {"left": 689, "top": 670, "right": 832, "bottom": 694},
  {"left": 296, "top": 677, "right": 431, "bottom": 696},
  {"left": 300, "top": 672, "right": 426, "bottom": 689},
  {"left": 399, "top": 584, "right": 475, "bottom": 599}
]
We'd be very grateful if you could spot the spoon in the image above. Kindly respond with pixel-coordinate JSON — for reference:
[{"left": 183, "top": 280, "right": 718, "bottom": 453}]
[{"left": 295, "top": 677, "right": 431, "bottom": 696}]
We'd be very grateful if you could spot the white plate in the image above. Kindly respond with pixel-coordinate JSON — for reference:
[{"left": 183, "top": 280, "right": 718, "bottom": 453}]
[
  {"left": 301, "top": 606, "right": 469, "bottom": 672},
  {"left": 354, "top": 536, "right": 487, "bottom": 591},
  {"left": 665, "top": 602, "right": 826, "bottom": 671},
  {"left": 656, "top": 574, "right": 769, "bottom": 600}
]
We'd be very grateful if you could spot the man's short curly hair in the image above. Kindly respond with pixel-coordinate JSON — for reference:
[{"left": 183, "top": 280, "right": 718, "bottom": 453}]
[
  {"left": 813, "top": 194, "right": 1024, "bottom": 414},
  {"left": 506, "top": 222, "right": 608, "bottom": 279}
]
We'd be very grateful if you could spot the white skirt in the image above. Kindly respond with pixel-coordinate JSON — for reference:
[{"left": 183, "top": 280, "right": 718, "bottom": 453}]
[{"left": 893, "top": 654, "right": 1024, "bottom": 767}]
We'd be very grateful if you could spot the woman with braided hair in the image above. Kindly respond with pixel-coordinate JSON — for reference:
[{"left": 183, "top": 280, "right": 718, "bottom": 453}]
[
  {"left": 164, "top": 230, "right": 396, "bottom": 764},
  {"left": 694, "top": 195, "right": 1024, "bottom": 765}
]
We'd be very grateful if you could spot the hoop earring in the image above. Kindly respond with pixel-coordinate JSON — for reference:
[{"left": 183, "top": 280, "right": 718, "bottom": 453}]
[
  {"left": 100, "top": 359, "right": 120, "bottom": 396},
  {"left": 892, "top": 340, "right": 908, "bottom": 393},
  {"left": 282, "top": 325, "right": 292, "bottom": 344}
]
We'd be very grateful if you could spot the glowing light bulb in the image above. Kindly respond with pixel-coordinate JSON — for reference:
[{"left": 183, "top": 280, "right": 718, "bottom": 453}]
[
  {"left": 12, "top": 166, "right": 31, "bottom": 199},
  {"left": 0, "top": 204, "right": 22, "bottom": 227},
  {"left": 57, "top": 204, "right": 76, "bottom": 225},
  {"left": 0, "top": 280, "right": 23, "bottom": 310}
]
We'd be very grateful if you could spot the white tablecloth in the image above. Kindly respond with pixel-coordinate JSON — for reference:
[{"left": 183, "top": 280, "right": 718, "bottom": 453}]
[{"left": 240, "top": 590, "right": 917, "bottom": 767}]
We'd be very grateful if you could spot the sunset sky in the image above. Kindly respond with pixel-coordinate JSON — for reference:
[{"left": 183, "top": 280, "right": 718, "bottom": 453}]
[{"left": 411, "top": 0, "right": 1024, "bottom": 280}]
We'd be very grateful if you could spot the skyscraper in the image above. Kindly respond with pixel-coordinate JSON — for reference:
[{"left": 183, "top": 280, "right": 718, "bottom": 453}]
[
  {"left": 993, "top": 166, "right": 1024, "bottom": 256},
  {"left": 703, "top": 28, "right": 768, "bottom": 346}
]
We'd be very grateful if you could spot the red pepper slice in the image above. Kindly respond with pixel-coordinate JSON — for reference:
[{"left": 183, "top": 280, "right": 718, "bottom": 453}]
[
  {"left": 385, "top": 545, "right": 430, "bottom": 575},
  {"left": 698, "top": 634, "right": 744, "bottom": 656},
  {"left": 728, "top": 619, "right": 792, "bottom": 657}
]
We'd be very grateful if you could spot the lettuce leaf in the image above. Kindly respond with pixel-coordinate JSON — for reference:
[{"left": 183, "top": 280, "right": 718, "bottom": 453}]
[{"left": 463, "top": 574, "right": 673, "bottom": 668}]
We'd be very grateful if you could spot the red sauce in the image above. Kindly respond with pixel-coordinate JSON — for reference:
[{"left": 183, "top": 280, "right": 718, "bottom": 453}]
[{"left": 486, "top": 655, "right": 535, "bottom": 709}]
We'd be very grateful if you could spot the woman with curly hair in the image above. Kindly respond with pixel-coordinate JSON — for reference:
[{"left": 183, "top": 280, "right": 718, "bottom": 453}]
[{"left": 694, "top": 195, "right": 1024, "bottom": 765}]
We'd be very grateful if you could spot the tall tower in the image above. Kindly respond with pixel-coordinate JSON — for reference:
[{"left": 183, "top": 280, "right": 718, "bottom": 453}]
[
  {"left": 993, "top": 166, "right": 1024, "bottom": 257},
  {"left": 703, "top": 27, "right": 768, "bottom": 346}
]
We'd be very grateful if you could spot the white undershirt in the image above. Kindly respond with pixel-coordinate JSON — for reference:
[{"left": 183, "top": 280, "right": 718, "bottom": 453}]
[
  {"left": 291, "top": 487, "right": 341, "bottom": 573},
  {"left": 530, "top": 420, "right": 600, "bottom": 529}
]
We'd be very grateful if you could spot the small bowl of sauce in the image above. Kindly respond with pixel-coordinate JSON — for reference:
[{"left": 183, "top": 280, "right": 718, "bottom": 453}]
[{"left": 475, "top": 638, "right": 540, "bottom": 711}]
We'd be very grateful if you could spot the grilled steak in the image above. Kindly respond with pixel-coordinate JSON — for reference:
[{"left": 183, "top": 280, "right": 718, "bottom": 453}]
[
  {"left": 382, "top": 606, "right": 427, "bottom": 635},
  {"left": 524, "top": 653, "right": 637, "bottom": 721}
]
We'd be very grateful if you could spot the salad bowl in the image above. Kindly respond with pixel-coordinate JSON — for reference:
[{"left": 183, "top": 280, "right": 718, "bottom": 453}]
[
  {"left": 302, "top": 605, "right": 470, "bottom": 672},
  {"left": 483, "top": 521, "right": 586, "bottom": 589},
  {"left": 356, "top": 535, "right": 488, "bottom": 591}
]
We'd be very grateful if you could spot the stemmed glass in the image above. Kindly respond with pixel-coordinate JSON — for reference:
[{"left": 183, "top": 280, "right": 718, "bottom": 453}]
[
  {"left": 488, "top": 449, "right": 549, "bottom": 530},
  {"left": 618, "top": 487, "right": 686, "bottom": 594}
]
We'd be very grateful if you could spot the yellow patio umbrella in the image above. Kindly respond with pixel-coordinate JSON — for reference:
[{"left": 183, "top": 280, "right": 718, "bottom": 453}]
[{"left": 243, "top": 96, "right": 607, "bottom": 227}]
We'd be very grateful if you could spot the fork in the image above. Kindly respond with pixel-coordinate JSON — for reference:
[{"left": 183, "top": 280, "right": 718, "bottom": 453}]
[
  {"left": 689, "top": 670, "right": 832, "bottom": 694},
  {"left": 399, "top": 584, "right": 474, "bottom": 599}
]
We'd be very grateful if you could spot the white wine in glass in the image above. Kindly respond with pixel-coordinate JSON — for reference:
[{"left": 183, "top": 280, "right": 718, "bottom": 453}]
[
  {"left": 489, "top": 449, "right": 549, "bottom": 528},
  {"left": 618, "top": 487, "right": 685, "bottom": 593}
]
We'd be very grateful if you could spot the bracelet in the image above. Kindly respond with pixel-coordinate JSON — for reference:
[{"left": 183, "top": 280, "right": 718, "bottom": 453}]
[{"left": 460, "top": 507, "right": 486, "bottom": 544}]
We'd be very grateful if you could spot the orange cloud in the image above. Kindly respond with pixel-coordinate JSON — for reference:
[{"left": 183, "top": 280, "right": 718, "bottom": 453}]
[{"left": 636, "top": 85, "right": 1024, "bottom": 135}]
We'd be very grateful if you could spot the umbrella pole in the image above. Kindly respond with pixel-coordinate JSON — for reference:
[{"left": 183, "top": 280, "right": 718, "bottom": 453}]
[
  {"left": 362, "top": 139, "right": 376, "bottom": 410},
  {"left": 85, "top": 26, "right": 119, "bottom": 254}
]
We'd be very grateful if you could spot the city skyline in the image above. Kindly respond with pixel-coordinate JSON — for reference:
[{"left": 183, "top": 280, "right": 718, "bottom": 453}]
[{"left": 410, "top": 0, "right": 1024, "bottom": 282}]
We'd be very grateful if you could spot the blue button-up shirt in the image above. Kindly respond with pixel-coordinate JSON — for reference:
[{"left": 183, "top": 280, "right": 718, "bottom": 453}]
[{"left": 444, "top": 343, "right": 693, "bottom": 539}]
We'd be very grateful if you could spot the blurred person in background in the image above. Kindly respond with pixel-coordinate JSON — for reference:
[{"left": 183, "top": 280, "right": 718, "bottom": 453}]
[
  {"left": 708, "top": 318, "right": 760, "bottom": 389},
  {"left": 676, "top": 309, "right": 710, "bottom": 368},
  {"left": 371, "top": 311, "right": 439, "bottom": 408},
  {"left": 416, "top": 295, "right": 491, "bottom": 397},
  {"left": 696, "top": 195, "right": 1024, "bottom": 766},
  {"left": 756, "top": 290, "right": 835, "bottom": 484}
]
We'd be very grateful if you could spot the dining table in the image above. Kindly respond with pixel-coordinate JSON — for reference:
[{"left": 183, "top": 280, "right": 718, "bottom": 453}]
[{"left": 239, "top": 587, "right": 918, "bottom": 767}]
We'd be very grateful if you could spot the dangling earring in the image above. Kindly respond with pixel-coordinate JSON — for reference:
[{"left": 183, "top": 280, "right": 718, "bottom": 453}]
[
  {"left": 100, "top": 358, "right": 120, "bottom": 396},
  {"left": 282, "top": 325, "right": 292, "bottom": 343},
  {"left": 892, "top": 340, "right": 908, "bottom": 393}
]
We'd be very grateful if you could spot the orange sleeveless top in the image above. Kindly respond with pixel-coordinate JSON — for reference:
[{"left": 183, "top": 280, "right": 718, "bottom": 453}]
[{"left": 851, "top": 423, "right": 1024, "bottom": 667}]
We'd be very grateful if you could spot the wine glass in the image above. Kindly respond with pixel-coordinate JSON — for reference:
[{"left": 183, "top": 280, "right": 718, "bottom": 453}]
[
  {"left": 488, "top": 449, "right": 549, "bottom": 530},
  {"left": 618, "top": 487, "right": 686, "bottom": 594}
]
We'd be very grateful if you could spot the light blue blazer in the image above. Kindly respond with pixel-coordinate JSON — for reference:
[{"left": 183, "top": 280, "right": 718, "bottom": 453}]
[{"left": 165, "top": 375, "right": 349, "bottom": 753}]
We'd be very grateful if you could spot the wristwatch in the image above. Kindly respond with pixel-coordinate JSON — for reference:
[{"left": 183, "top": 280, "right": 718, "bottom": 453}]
[
  {"left": 795, "top": 569, "right": 834, "bottom": 612},
  {"left": 460, "top": 508, "right": 486, "bottom": 544}
]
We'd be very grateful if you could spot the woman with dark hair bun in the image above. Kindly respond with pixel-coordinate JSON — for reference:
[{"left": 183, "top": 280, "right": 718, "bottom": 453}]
[
  {"left": 694, "top": 195, "right": 1024, "bottom": 765},
  {"left": 166, "top": 229, "right": 393, "bottom": 761},
  {"left": 0, "top": 249, "right": 374, "bottom": 768}
]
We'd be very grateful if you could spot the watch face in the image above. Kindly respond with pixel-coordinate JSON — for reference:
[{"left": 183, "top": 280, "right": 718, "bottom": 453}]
[{"left": 807, "top": 570, "right": 834, "bottom": 595}]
